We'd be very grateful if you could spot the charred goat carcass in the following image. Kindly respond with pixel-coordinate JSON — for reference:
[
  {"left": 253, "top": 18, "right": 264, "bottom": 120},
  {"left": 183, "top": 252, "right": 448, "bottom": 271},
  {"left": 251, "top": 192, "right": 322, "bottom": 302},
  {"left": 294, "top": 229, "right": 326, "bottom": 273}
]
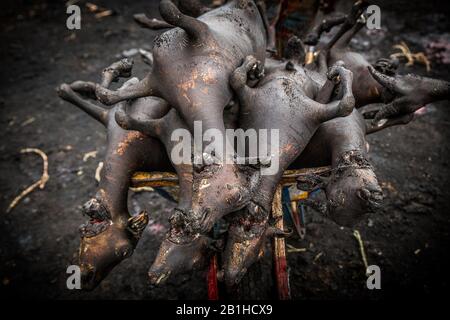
[
  {"left": 73, "top": 1, "right": 269, "bottom": 282},
  {"left": 221, "top": 51, "right": 356, "bottom": 286},
  {"left": 57, "top": 59, "right": 173, "bottom": 289},
  {"left": 56, "top": 0, "right": 450, "bottom": 291}
]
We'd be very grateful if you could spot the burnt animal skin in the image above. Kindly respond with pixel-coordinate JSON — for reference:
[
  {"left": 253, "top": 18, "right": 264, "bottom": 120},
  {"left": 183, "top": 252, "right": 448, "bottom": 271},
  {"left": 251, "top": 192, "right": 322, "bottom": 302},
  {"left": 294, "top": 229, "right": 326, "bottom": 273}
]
[
  {"left": 84, "top": 0, "right": 268, "bottom": 240},
  {"left": 53, "top": 0, "right": 450, "bottom": 292},
  {"left": 96, "top": 0, "right": 266, "bottom": 133},
  {"left": 141, "top": 1, "right": 267, "bottom": 228},
  {"left": 57, "top": 60, "right": 172, "bottom": 290},
  {"left": 222, "top": 54, "right": 355, "bottom": 287},
  {"left": 115, "top": 99, "right": 247, "bottom": 286},
  {"left": 116, "top": 103, "right": 212, "bottom": 287},
  {"left": 327, "top": 23, "right": 394, "bottom": 107},
  {"left": 367, "top": 66, "right": 450, "bottom": 124},
  {"left": 305, "top": 0, "right": 392, "bottom": 107},
  {"left": 292, "top": 109, "right": 383, "bottom": 227}
]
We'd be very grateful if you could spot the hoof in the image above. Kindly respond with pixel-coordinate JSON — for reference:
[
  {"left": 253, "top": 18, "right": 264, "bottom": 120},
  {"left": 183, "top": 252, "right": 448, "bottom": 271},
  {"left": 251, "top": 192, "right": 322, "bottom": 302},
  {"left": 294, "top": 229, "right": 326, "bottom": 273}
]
[
  {"left": 56, "top": 83, "right": 73, "bottom": 100},
  {"left": 95, "top": 86, "right": 118, "bottom": 105}
]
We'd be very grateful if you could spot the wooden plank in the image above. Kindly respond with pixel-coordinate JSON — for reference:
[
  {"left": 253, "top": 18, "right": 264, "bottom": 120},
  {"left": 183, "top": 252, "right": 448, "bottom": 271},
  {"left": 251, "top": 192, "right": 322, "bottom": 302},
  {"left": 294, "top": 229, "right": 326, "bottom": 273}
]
[
  {"left": 131, "top": 171, "right": 179, "bottom": 188},
  {"left": 281, "top": 166, "right": 331, "bottom": 185},
  {"left": 131, "top": 167, "right": 331, "bottom": 188},
  {"left": 272, "top": 185, "right": 291, "bottom": 300}
]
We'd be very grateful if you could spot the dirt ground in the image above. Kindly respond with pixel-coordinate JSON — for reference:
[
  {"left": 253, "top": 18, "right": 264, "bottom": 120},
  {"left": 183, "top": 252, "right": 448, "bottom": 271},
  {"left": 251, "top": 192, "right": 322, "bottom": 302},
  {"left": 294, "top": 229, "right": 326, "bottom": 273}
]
[{"left": 0, "top": 0, "right": 449, "bottom": 300}]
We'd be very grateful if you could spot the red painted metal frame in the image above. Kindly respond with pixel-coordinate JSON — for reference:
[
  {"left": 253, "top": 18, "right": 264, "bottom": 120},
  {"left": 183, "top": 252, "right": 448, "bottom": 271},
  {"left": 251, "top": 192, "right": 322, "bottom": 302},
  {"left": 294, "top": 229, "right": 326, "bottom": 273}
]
[
  {"left": 207, "top": 255, "right": 219, "bottom": 300},
  {"left": 272, "top": 185, "right": 291, "bottom": 300}
]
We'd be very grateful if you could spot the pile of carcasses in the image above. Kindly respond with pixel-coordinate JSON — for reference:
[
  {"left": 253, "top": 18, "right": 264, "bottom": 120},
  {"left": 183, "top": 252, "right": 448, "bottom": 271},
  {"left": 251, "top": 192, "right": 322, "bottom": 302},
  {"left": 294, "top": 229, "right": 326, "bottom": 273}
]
[{"left": 57, "top": 0, "right": 449, "bottom": 291}]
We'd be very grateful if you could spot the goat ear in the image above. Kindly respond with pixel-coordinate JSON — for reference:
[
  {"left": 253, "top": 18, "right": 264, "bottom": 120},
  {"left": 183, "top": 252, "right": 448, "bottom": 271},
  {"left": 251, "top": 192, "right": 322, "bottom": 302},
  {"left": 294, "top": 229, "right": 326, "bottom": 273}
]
[
  {"left": 127, "top": 211, "right": 149, "bottom": 240},
  {"left": 356, "top": 188, "right": 371, "bottom": 201},
  {"left": 82, "top": 198, "right": 111, "bottom": 221}
]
